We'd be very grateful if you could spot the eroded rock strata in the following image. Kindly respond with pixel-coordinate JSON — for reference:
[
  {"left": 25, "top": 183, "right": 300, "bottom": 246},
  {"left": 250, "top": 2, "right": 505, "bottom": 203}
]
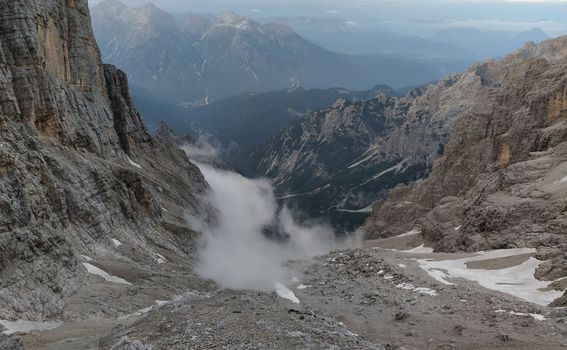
[
  {"left": 365, "top": 37, "right": 567, "bottom": 305},
  {"left": 0, "top": 0, "right": 209, "bottom": 322}
]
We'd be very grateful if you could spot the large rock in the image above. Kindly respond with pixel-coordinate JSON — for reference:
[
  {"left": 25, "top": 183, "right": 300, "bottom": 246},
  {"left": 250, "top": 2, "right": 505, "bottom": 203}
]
[
  {"left": 364, "top": 36, "right": 567, "bottom": 303},
  {"left": 0, "top": 0, "right": 209, "bottom": 321}
]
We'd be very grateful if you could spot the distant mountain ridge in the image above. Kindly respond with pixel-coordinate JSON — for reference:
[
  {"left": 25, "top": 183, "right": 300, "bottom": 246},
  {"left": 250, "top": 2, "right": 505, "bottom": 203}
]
[
  {"left": 249, "top": 74, "right": 469, "bottom": 229},
  {"left": 132, "top": 84, "right": 399, "bottom": 149},
  {"left": 430, "top": 27, "right": 550, "bottom": 59},
  {"left": 91, "top": 0, "right": 451, "bottom": 105}
]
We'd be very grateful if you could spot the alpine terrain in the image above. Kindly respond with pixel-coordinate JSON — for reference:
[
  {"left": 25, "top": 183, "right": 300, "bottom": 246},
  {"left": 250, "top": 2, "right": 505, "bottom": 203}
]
[{"left": 0, "top": 0, "right": 566, "bottom": 349}]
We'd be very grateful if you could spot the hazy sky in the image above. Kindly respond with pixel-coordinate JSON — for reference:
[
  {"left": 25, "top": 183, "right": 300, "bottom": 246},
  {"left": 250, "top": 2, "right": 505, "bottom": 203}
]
[{"left": 89, "top": 0, "right": 567, "bottom": 36}]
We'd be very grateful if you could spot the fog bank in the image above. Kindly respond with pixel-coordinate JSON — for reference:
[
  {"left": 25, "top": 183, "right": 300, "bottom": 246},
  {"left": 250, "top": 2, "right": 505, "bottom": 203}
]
[{"left": 186, "top": 156, "right": 358, "bottom": 291}]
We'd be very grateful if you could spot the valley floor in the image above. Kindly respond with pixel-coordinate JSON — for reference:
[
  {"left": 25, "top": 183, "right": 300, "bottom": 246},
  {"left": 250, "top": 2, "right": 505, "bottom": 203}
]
[{"left": 5, "top": 235, "right": 567, "bottom": 350}]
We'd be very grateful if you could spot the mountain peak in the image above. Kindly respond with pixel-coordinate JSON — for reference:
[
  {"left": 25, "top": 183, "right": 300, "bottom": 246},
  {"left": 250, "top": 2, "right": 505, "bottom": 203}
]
[{"left": 217, "top": 11, "right": 253, "bottom": 29}]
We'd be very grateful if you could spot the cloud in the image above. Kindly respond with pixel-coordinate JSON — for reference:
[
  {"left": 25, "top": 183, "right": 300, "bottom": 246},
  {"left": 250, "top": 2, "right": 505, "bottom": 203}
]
[
  {"left": 180, "top": 138, "right": 220, "bottom": 164},
  {"left": 183, "top": 145, "right": 359, "bottom": 292}
]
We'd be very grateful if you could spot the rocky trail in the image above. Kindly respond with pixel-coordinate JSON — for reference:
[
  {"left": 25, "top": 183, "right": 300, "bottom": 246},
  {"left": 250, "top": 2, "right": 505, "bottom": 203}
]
[{"left": 5, "top": 232, "right": 566, "bottom": 350}]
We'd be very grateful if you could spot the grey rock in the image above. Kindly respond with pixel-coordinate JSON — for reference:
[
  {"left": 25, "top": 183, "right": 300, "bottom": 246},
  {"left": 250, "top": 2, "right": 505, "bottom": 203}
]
[
  {"left": 364, "top": 36, "right": 567, "bottom": 305},
  {"left": 0, "top": 0, "right": 209, "bottom": 321},
  {"left": 252, "top": 72, "right": 480, "bottom": 226}
]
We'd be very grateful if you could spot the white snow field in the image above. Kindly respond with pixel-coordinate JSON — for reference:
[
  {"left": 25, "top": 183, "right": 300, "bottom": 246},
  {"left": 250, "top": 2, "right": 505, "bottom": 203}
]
[
  {"left": 82, "top": 263, "right": 132, "bottom": 285},
  {"left": 0, "top": 320, "right": 61, "bottom": 335},
  {"left": 415, "top": 248, "right": 564, "bottom": 305}
]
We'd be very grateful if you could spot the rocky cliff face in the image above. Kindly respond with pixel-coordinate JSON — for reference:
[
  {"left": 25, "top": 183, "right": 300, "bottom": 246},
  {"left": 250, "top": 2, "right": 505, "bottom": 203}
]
[
  {"left": 364, "top": 37, "right": 567, "bottom": 305},
  {"left": 0, "top": 0, "right": 208, "bottom": 322},
  {"left": 252, "top": 70, "right": 486, "bottom": 228}
]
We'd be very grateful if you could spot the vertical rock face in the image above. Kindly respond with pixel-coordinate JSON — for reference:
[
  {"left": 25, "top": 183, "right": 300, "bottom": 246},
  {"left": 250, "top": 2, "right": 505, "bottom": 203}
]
[
  {"left": 0, "top": 0, "right": 209, "bottom": 321},
  {"left": 364, "top": 37, "right": 567, "bottom": 304}
]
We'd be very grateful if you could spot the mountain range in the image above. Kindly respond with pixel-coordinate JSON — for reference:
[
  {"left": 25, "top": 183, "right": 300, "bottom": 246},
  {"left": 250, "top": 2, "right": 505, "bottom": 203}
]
[
  {"left": 430, "top": 27, "right": 550, "bottom": 59},
  {"left": 91, "top": 0, "right": 454, "bottom": 105},
  {"left": 1, "top": 0, "right": 567, "bottom": 348},
  {"left": 248, "top": 74, "right": 466, "bottom": 229},
  {"left": 133, "top": 84, "right": 399, "bottom": 149}
]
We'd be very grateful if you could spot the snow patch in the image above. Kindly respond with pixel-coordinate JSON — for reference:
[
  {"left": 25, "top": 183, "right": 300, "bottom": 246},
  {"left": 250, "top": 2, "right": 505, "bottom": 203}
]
[
  {"left": 398, "top": 263, "right": 407, "bottom": 268},
  {"left": 296, "top": 284, "right": 311, "bottom": 290},
  {"left": 416, "top": 248, "right": 563, "bottom": 305},
  {"left": 127, "top": 156, "right": 142, "bottom": 169},
  {"left": 403, "top": 244, "right": 434, "bottom": 254},
  {"left": 335, "top": 204, "right": 374, "bottom": 213},
  {"left": 347, "top": 146, "right": 381, "bottom": 169},
  {"left": 338, "top": 321, "right": 359, "bottom": 337},
  {"left": 111, "top": 238, "right": 123, "bottom": 247},
  {"left": 0, "top": 320, "right": 61, "bottom": 335},
  {"left": 275, "top": 283, "right": 300, "bottom": 304},
  {"left": 82, "top": 263, "right": 132, "bottom": 285},
  {"left": 495, "top": 309, "right": 546, "bottom": 321},
  {"left": 81, "top": 255, "right": 93, "bottom": 262},
  {"left": 120, "top": 300, "right": 169, "bottom": 320},
  {"left": 560, "top": 175, "right": 567, "bottom": 183},
  {"left": 156, "top": 253, "right": 166, "bottom": 264},
  {"left": 398, "top": 229, "right": 421, "bottom": 237},
  {"left": 395, "top": 283, "right": 438, "bottom": 296}
]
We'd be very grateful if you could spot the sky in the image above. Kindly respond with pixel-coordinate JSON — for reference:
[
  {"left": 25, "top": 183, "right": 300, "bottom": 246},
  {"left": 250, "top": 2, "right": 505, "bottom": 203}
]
[{"left": 89, "top": 0, "right": 567, "bottom": 36}]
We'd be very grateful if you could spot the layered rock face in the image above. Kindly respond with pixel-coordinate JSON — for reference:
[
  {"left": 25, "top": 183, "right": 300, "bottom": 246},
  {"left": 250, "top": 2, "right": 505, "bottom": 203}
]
[
  {"left": 364, "top": 37, "right": 567, "bottom": 305},
  {"left": 252, "top": 70, "right": 486, "bottom": 226},
  {"left": 0, "top": 0, "right": 208, "bottom": 321}
]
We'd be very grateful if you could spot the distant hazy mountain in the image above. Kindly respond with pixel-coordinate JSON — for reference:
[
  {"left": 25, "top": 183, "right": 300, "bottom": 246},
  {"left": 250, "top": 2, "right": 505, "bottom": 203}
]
[
  {"left": 91, "top": 0, "right": 448, "bottom": 105},
  {"left": 430, "top": 27, "right": 549, "bottom": 59},
  {"left": 276, "top": 17, "right": 477, "bottom": 59},
  {"left": 266, "top": 17, "right": 477, "bottom": 77},
  {"left": 131, "top": 84, "right": 399, "bottom": 149}
]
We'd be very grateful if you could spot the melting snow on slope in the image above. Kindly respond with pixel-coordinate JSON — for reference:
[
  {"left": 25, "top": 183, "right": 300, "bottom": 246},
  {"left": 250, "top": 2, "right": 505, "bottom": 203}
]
[
  {"left": 335, "top": 204, "right": 374, "bottom": 213},
  {"left": 416, "top": 248, "right": 563, "bottom": 305},
  {"left": 398, "top": 229, "right": 421, "bottom": 237},
  {"left": 0, "top": 320, "right": 61, "bottom": 335},
  {"left": 347, "top": 146, "right": 381, "bottom": 169},
  {"left": 83, "top": 263, "right": 132, "bottom": 285},
  {"left": 495, "top": 309, "right": 546, "bottom": 321},
  {"left": 403, "top": 244, "right": 434, "bottom": 254},
  {"left": 156, "top": 253, "right": 167, "bottom": 264},
  {"left": 119, "top": 300, "right": 170, "bottom": 320},
  {"left": 275, "top": 283, "right": 300, "bottom": 304},
  {"left": 395, "top": 282, "right": 438, "bottom": 296},
  {"left": 127, "top": 156, "right": 142, "bottom": 169},
  {"left": 111, "top": 238, "right": 123, "bottom": 247}
]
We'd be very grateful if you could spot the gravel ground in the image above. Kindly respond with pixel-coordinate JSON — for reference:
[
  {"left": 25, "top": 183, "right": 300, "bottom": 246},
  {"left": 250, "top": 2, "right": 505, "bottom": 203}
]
[{"left": 8, "top": 238, "right": 567, "bottom": 349}]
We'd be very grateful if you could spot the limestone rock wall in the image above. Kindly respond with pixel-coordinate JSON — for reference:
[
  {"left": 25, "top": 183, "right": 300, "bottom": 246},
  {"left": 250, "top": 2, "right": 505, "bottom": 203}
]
[{"left": 0, "top": 0, "right": 209, "bottom": 320}]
